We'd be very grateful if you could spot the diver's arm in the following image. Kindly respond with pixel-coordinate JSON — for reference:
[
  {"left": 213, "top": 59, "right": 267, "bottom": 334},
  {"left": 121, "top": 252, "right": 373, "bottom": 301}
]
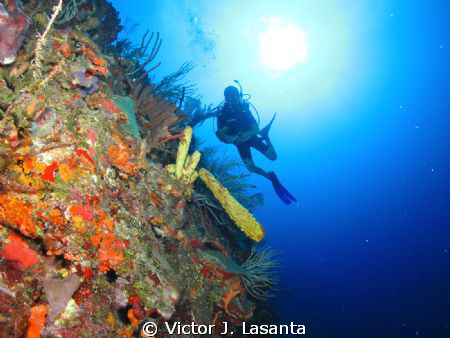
[{"left": 190, "top": 111, "right": 218, "bottom": 128}]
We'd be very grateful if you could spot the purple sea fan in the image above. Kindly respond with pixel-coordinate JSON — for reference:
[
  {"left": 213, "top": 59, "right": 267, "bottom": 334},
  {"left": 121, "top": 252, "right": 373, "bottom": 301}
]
[{"left": 0, "top": 0, "right": 30, "bottom": 65}]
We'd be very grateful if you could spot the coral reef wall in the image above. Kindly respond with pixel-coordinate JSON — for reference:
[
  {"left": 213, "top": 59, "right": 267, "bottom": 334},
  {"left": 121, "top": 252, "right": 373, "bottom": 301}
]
[{"left": 0, "top": 1, "right": 278, "bottom": 337}]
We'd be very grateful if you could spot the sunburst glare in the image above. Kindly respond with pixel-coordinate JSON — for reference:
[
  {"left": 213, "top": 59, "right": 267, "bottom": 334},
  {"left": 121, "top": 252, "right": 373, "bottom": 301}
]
[{"left": 258, "top": 17, "right": 308, "bottom": 72}]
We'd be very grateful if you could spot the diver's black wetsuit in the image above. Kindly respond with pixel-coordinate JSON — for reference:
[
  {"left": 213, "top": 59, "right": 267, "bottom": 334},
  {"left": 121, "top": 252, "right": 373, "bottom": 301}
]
[{"left": 217, "top": 101, "right": 270, "bottom": 162}]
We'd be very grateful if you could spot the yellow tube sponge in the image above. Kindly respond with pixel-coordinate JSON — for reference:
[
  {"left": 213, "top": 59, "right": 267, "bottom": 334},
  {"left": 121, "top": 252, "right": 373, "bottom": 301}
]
[
  {"left": 183, "top": 151, "right": 201, "bottom": 183},
  {"left": 188, "top": 171, "right": 198, "bottom": 185},
  {"left": 165, "top": 164, "right": 176, "bottom": 174},
  {"left": 175, "top": 126, "right": 192, "bottom": 179},
  {"left": 198, "top": 168, "right": 265, "bottom": 242}
]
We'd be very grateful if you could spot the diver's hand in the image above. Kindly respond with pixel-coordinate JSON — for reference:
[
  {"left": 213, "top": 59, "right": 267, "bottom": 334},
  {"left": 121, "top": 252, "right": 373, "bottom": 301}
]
[
  {"left": 238, "top": 124, "right": 259, "bottom": 143},
  {"left": 216, "top": 127, "right": 228, "bottom": 139},
  {"left": 231, "top": 134, "right": 242, "bottom": 145},
  {"left": 216, "top": 127, "right": 237, "bottom": 144}
]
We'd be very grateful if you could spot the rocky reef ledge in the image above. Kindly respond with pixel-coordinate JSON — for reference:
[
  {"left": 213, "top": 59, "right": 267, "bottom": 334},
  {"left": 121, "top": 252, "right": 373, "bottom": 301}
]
[{"left": 0, "top": 0, "right": 279, "bottom": 336}]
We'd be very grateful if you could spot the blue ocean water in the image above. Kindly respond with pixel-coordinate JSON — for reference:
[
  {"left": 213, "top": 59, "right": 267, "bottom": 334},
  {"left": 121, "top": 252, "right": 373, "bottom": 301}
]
[{"left": 111, "top": 1, "right": 450, "bottom": 337}]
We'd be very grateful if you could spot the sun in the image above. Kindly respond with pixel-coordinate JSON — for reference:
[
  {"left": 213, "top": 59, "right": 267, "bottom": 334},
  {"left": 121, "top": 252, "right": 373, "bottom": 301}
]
[{"left": 258, "top": 18, "right": 308, "bottom": 72}]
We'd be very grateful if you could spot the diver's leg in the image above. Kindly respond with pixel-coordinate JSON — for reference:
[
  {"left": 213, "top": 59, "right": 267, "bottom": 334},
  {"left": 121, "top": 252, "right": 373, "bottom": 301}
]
[
  {"left": 260, "top": 113, "right": 276, "bottom": 139},
  {"left": 243, "top": 158, "right": 272, "bottom": 178},
  {"left": 251, "top": 136, "right": 277, "bottom": 161},
  {"left": 258, "top": 113, "right": 278, "bottom": 160},
  {"left": 237, "top": 143, "right": 271, "bottom": 179},
  {"left": 237, "top": 143, "right": 296, "bottom": 204}
]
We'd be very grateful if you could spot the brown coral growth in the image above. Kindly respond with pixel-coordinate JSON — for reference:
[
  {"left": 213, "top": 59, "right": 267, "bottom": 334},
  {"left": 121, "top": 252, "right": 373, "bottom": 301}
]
[{"left": 130, "top": 74, "right": 186, "bottom": 144}]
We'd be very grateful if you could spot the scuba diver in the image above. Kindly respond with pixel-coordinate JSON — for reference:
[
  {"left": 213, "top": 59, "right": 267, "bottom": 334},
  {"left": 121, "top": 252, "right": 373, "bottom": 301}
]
[{"left": 215, "top": 84, "right": 297, "bottom": 204}]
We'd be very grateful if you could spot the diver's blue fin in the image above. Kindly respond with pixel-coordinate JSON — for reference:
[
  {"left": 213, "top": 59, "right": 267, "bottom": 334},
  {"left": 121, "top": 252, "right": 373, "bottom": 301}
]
[
  {"left": 260, "top": 113, "right": 277, "bottom": 140},
  {"left": 268, "top": 171, "right": 297, "bottom": 204}
]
